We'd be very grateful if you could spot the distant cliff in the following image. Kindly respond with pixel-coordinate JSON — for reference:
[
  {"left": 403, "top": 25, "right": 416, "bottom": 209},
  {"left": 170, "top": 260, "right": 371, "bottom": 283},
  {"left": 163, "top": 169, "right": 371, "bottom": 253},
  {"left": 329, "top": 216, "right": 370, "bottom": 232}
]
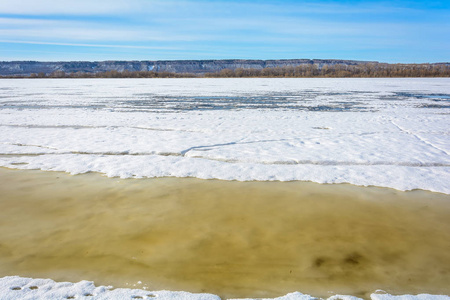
[{"left": 0, "top": 59, "right": 377, "bottom": 76}]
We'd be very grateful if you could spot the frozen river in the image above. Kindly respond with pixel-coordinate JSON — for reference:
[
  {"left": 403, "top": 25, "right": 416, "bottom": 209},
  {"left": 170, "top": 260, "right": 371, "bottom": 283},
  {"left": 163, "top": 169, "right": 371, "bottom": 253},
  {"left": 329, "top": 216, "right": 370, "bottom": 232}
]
[
  {"left": 1, "top": 78, "right": 450, "bottom": 299},
  {"left": 0, "top": 78, "right": 449, "bottom": 193}
]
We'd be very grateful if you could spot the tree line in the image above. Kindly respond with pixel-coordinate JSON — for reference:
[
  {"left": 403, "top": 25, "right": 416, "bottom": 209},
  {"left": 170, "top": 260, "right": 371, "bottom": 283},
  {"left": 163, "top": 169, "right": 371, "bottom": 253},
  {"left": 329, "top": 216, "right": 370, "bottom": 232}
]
[
  {"left": 26, "top": 70, "right": 195, "bottom": 78},
  {"left": 3, "top": 63, "right": 449, "bottom": 78},
  {"left": 204, "top": 63, "right": 450, "bottom": 78}
]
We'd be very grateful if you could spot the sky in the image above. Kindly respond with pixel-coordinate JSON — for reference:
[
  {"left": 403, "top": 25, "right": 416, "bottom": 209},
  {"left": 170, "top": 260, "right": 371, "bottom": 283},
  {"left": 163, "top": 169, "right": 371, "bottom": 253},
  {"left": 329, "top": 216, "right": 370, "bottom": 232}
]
[{"left": 0, "top": 0, "right": 448, "bottom": 63}]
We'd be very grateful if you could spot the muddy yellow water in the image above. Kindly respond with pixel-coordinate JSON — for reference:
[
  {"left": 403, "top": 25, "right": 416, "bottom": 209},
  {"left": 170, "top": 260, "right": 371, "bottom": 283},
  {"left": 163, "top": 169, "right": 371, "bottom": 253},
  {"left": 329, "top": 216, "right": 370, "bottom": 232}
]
[{"left": 0, "top": 168, "right": 449, "bottom": 299}]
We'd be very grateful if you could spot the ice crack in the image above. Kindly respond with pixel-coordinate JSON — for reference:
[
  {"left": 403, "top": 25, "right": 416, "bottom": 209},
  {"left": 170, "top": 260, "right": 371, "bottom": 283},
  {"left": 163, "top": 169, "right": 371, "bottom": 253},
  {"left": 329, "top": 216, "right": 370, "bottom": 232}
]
[{"left": 390, "top": 120, "right": 450, "bottom": 156}]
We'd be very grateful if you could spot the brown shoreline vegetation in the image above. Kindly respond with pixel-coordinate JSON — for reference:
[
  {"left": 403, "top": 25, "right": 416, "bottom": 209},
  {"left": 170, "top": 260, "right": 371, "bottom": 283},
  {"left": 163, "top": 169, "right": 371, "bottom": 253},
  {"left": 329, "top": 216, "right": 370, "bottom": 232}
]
[{"left": 2, "top": 62, "right": 449, "bottom": 78}]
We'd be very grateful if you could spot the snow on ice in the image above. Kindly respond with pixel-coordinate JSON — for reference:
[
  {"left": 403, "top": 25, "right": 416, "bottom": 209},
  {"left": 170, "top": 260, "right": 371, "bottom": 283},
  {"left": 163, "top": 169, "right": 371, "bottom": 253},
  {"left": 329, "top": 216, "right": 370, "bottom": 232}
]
[{"left": 0, "top": 78, "right": 449, "bottom": 193}]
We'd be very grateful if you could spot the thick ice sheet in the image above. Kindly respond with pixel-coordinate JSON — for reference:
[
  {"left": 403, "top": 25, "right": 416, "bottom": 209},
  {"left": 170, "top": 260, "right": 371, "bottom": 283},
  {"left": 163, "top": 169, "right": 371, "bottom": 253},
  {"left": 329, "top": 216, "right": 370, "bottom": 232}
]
[
  {"left": 0, "top": 78, "right": 449, "bottom": 193},
  {"left": 1, "top": 276, "right": 449, "bottom": 300}
]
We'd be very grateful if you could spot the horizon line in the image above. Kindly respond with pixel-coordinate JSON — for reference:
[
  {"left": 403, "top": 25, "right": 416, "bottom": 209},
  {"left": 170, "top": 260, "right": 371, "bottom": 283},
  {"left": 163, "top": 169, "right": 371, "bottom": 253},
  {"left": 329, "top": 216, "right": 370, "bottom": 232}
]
[{"left": 2, "top": 58, "right": 449, "bottom": 64}]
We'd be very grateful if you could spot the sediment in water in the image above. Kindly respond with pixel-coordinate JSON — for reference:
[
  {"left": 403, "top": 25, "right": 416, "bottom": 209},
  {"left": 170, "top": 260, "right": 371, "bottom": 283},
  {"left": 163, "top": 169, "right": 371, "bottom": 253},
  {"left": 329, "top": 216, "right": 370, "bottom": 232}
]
[{"left": 0, "top": 167, "right": 449, "bottom": 299}]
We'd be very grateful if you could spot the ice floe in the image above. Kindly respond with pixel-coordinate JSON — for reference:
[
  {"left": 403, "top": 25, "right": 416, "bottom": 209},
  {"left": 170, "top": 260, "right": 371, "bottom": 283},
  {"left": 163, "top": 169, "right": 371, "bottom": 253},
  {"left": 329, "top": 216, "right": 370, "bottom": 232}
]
[{"left": 0, "top": 78, "right": 449, "bottom": 193}]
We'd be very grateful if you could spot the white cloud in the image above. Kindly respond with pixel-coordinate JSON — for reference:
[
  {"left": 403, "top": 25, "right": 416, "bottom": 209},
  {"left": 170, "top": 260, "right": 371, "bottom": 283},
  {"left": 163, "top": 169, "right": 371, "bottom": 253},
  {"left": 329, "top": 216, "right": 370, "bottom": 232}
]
[
  {"left": 0, "top": 39, "right": 178, "bottom": 50},
  {"left": 0, "top": 17, "right": 205, "bottom": 42},
  {"left": 0, "top": 0, "right": 447, "bottom": 62},
  {"left": 0, "top": 0, "right": 136, "bottom": 15},
  {"left": 0, "top": 0, "right": 193, "bottom": 16},
  {"left": 0, "top": 0, "right": 406, "bottom": 21}
]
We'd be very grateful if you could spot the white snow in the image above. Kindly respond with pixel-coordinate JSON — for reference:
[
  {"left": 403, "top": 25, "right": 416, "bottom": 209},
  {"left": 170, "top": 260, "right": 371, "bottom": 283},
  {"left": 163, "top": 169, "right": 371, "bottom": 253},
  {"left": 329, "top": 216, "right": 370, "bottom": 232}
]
[
  {"left": 229, "top": 291, "right": 319, "bottom": 300},
  {"left": 0, "top": 276, "right": 220, "bottom": 300},
  {"left": 1, "top": 276, "right": 449, "bottom": 300},
  {"left": 0, "top": 78, "right": 449, "bottom": 193},
  {"left": 370, "top": 292, "right": 450, "bottom": 300}
]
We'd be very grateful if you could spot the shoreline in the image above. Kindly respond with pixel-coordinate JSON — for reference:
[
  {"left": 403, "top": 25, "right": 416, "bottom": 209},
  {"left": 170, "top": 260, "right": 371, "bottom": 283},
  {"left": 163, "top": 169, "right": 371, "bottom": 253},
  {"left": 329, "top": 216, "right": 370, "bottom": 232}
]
[
  {"left": 2, "top": 165, "right": 450, "bottom": 196},
  {"left": 1, "top": 276, "right": 449, "bottom": 300},
  {"left": 1, "top": 168, "right": 449, "bottom": 299}
]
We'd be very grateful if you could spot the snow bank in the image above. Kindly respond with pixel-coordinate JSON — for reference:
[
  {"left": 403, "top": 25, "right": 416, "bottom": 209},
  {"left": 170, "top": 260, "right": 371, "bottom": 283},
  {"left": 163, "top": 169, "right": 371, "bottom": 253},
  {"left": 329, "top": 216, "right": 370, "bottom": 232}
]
[
  {"left": 1, "top": 276, "right": 449, "bottom": 300},
  {"left": 370, "top": 292, "right": 450, "bottom": 300},
  {"left": 0, "top": 276, "right": 220, "bottom": 300}
]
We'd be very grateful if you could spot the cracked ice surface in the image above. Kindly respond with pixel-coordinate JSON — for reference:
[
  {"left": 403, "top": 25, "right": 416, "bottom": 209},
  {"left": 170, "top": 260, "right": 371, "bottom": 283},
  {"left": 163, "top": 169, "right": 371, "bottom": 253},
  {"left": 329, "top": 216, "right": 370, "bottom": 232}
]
[{"left": 0, "top": 78, "right": 449, "bottom": 193}]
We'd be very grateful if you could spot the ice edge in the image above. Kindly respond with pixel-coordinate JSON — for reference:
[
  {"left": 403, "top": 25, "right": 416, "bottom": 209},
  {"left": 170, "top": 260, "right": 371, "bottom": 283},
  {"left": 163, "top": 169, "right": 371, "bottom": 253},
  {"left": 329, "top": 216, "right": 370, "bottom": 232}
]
[{"left": 1, "top": 276, "right": 449, "bottom": 300}]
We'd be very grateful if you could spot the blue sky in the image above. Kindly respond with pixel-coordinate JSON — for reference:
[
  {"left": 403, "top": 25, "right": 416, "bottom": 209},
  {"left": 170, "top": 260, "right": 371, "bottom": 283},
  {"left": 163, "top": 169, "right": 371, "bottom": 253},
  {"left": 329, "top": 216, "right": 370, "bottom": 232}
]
[{"left": 0, "top": 0, "right": 448, "bottom": 63}]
